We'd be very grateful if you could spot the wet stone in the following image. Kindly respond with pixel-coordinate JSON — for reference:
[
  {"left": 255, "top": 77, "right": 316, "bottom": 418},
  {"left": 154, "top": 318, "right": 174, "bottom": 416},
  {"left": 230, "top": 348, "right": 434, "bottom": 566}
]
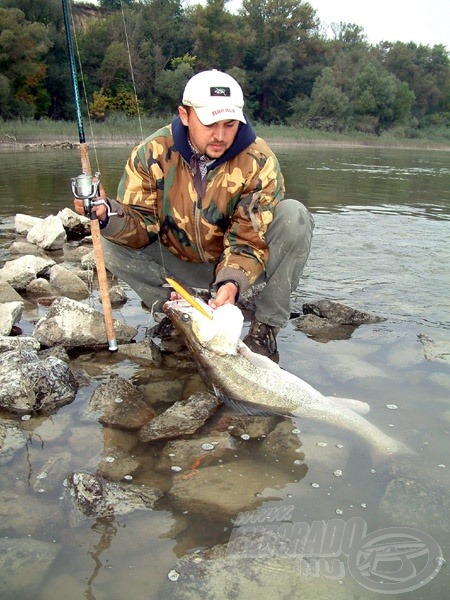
[
  {"left": 31, "top": 452, "right": 71, "bottom": 493},
  {"left": 0, "top": 537, "right": 61, "bottom": 599},
  {"left": 117, "top": 339, "right": 162, "bottom": 365},
  {"left": 88, "top": 376, "right": 155, "bottom": 430},
  {"left": 139, "top": 377, "right": 186, "bottom": 406},
  {"left": 261, "top": 420, "right": 304, "bottom": 465},
  {"left": 0, "top": 490, "right": 62, "bottom": 537},
  {"left": 0, "top": 421, "right": 26, "bottom": 465},
  {"left": 96, "top": 450, "right": 141, "bottom": 482},
  {"left": 64, "top": 470, "right": 163, "bottom": 521},
  {"left": 169, "top": 538, "right": 357, "bottom": 600},
  {"left": 138, "top": 392, "right": 221, "bottom": 442},
  {"left": 212, "top": 413, "right": 280, "bottom": 440}
]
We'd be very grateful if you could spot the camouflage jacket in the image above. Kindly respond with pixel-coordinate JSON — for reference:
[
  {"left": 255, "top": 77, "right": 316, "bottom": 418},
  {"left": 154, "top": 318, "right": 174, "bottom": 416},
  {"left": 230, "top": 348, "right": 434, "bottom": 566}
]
[{"left": 101, "top": 117, "right": 285, "bottom": 293}]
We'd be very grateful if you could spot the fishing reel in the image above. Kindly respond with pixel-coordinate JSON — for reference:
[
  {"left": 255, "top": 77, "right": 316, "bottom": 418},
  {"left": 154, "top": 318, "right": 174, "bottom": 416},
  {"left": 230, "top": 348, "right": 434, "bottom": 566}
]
[{"left": 71, "top": 172, "right": 115, "bottom": 219}]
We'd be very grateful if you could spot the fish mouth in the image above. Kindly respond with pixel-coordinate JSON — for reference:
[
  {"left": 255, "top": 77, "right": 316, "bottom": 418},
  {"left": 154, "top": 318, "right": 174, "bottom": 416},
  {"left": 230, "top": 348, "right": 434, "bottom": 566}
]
[{"left": 163, "top": 299, "right": 202, "bottom": 356}]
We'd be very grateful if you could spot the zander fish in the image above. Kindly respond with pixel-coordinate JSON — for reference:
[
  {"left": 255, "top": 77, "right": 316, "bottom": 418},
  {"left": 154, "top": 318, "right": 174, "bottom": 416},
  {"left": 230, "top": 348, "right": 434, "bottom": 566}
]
[{"left": 163, "top": 299, "right": 414, "bottom": 457}]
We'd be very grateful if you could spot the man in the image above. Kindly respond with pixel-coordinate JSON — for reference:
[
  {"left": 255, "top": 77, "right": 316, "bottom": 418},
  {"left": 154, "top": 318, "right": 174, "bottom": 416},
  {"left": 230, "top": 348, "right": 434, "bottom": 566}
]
[{"left": 78, "top": 70, "right": 314, "bottom": 358}]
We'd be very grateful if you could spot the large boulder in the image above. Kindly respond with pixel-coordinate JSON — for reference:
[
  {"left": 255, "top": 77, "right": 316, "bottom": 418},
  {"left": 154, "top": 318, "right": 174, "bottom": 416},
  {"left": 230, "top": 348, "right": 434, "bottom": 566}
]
[
  {"left": 0, "top": 349, "right": 78, "bottom": 414},
  {"left": 32, "top": 297, "right": 137, "bottom": 349}
]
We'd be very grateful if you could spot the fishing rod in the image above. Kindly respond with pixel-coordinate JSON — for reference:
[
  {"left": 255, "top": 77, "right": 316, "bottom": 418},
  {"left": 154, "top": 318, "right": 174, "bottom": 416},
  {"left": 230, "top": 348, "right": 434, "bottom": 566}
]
[{"left": 61, "top": 0, "right": 118, "bottom": 352}]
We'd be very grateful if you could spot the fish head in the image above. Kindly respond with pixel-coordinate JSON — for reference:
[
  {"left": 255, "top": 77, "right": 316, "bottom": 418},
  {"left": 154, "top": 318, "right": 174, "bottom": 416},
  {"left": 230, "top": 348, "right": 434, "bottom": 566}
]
[{"left": 163, "top": 299, "right": 244, "bottom": 355}]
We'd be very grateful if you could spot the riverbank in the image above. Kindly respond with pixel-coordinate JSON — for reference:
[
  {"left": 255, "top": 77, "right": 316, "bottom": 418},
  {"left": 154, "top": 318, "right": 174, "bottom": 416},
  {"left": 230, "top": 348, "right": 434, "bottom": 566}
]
[{"left": 1, "top": 118, "right": 450, "bottom": 152}]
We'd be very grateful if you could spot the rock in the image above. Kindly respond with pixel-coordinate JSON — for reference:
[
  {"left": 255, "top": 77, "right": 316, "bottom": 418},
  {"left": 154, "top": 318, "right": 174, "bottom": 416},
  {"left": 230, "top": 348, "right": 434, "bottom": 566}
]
[
  {"left": 96, "top": 450, "right": 142, "bottom": 482},
  {"left": 38, "top": 344, "right": 71, "bottom": 362},
  {"left": 26, "top": 277, "right": 58, "bottom": 296},
  {"left": 213, "top": 413, "right": 280, "bottom": 440},
  {"left": 108, "top": 284, "right": 127, "bottom": 305},
  {"left": 0, "top": 300, "right": 24, "bottom": 335},
  {"left": 139, "top": 377, "right": 186, "bottom": 405},
  {"left": 80, "top": 251, "right": 96, "bottom": 270},
  {"left": 0, "top": 254, "right": 55, "bottom": 290},
  {"left": 168, "top": 459, "right": 294, "bottom": 518},
  {"left": 31, "top": 452, "right": 72, "bottom": 493},
  {"left": 117, "top": 339, "right": 162, "bottom": 366},
  {"left": 0, "top": 349, "right": 78, "bottom": 414},
  {"left": 0, "top": 281, "right": 25, "bottom": 303},
  {"left": 14, "top": 213, "right": 43, "bottom": 235},
  {"left": 418, "top": 333, "right": 450, "bottom": 364},
  {"left": 8, "top": 240, "right": 46, "bottom": 256},
  {"left": 0, "top": 489, "right": 63, "bottom": 537},
  {"left": 26, "top": 214, "right": 67, "bottom": 250},
  {"left": 48, "top": 264, "right": 90, "bottom": 297},
  {"left": 303, "top": 299, "right": 386, "bottom": 325},
  {"left": 57, "top": 207, "right": 90, "bottom": 238},
  {"left": 0, "top": 335, "right": 40, "bottom": 353},
  {"left": 0, "top": 537, "right": 61, "bottom": 599},
  {"left": 88, "top": 376, "right": 155, "bottom": 430},
  {"left": 293, "top": 299, "right": 386, "bottom": 341},
  {"left": 157, "top": 433, "right": 236, "bottom": 474},
  {"left": 64, "top": 470, "right": 163, "bottom": 520},
  {"left": 0, "top": 421, "right": 26, "bottom": 465},
  {"left": 138, "top": 392, "right": 221, "bottom": 442},
  {"left": 378, "top": 476, "right": 449, "bottom": 534},
  {"left": 169, "top": 538, "right": 354, "bottom": 600},
  {"left": 32, "top": 297, "right": 137, "bottom": 349},
  {"left": 261, "top": 420, "right": 304, "bottom": 463}
]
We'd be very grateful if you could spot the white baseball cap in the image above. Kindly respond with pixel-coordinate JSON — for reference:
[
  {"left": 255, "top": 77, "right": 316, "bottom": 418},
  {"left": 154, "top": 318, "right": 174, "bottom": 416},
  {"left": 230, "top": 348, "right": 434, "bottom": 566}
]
[{"left": 182, "top": 70, "right": 246, "bottom": 125}]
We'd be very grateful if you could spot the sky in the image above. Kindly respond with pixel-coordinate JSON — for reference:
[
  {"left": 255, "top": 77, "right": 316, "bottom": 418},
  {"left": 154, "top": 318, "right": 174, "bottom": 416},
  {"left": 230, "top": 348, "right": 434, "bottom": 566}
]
[{"left": 188, "top": 0, "right": 450, "bottom": 50}]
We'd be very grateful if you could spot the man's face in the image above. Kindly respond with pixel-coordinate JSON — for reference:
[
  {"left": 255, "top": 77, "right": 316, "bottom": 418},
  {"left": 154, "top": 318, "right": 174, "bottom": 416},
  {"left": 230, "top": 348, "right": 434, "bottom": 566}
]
[{"left": 178, "top": 106, "right": 240, "bottom": 159}]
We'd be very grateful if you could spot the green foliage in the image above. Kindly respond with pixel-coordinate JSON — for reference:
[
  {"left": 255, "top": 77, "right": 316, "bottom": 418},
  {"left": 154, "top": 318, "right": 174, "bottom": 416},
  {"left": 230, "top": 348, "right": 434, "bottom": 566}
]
[
  {"left": 0, "top": 0, "right": 448, "bottom": 136},
  {"left": 0, "top": 5, "right": 52, "bottom": 118}
]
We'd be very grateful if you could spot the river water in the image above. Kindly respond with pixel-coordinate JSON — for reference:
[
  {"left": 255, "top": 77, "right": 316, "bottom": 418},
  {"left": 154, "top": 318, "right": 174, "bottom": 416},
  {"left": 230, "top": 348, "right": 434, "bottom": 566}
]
[{"left": 0, "top": 144, "right": 449, "bottom": 599}]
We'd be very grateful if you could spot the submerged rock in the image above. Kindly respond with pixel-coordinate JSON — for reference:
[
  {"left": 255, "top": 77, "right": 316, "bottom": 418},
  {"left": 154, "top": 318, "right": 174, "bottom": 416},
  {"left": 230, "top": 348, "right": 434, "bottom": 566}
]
[
  {"left": 0, "top": 537, "right": 61, "bottom": 599},
  {"left": 378, "top": 475, "right": 450, "bottom": 534},
  {"left": 293, "top": 299, "right": 386, "bottom": 341},
  {"left": 156, "top": 433, "right": 236, "bottom": 474},
  {"left": 168, "top": 459, "right": 292, "bottom": 518},
  {"left": 0, "top": 421, "right": 26, "bottom": 465},
  {"left": 88, "top": 376, "right": 155, "bottom": 430},
  {"left": 138, "top": 392, "right": 221, "bottom": 442},
  {"left": 64, "top": 470, "right": 163, "bottom": 521},
  {"left": 168, "top": 536, "right": 355, "bottom": 600}
]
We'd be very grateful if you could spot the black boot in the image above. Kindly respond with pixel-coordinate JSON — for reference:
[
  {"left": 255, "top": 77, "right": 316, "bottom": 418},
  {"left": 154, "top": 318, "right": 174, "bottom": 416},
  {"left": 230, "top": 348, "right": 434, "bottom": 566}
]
[{"left": 243, "top": 319, "right": 280, "bottom": 360}]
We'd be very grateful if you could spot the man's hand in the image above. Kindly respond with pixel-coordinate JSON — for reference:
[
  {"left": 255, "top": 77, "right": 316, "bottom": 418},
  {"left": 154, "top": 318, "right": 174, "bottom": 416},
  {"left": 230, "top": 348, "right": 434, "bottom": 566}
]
[
  {"left": 73, "top": 181, "right": 108, "bottom": 220},
  {"left": 209, "top": 282, "right": 239, "bottom": 309}
]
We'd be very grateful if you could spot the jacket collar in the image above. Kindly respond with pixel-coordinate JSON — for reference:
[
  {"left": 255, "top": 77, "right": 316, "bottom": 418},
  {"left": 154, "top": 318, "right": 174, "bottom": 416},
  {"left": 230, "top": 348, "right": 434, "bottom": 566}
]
[{"left": 171, "top": 115, "right": 257, "bottom": 172}]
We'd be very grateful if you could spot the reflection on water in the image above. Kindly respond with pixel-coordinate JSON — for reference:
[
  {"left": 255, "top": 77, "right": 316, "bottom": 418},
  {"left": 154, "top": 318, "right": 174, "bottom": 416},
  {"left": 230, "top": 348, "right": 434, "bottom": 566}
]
[{"left": 0, "top": 145, "right": 449, "bottom": 599}]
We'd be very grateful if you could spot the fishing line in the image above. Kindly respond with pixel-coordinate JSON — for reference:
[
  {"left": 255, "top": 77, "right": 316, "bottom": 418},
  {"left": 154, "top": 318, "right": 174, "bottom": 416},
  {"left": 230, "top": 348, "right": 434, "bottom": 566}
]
[
  {"left": 69, "top": 0, "right": 169, "bottom": 310},
  {"left": 120, "top": 0, "right": 144, "bottom": 142},
  {"left": 118, "top": 1, "right": 168, "bottom": 283}
]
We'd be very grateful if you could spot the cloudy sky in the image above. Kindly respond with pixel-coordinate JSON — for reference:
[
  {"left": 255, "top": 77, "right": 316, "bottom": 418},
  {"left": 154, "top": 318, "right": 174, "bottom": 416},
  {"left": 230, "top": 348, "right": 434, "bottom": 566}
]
[{"left": 190, "top": 0, "right": 450, "bottom": 50}]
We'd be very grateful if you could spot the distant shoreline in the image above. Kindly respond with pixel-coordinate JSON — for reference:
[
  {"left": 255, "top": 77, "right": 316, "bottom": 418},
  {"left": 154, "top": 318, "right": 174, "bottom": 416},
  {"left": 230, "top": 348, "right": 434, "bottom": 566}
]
[{"left": 1, "top": 137, "right": 450, "bottom": 152}]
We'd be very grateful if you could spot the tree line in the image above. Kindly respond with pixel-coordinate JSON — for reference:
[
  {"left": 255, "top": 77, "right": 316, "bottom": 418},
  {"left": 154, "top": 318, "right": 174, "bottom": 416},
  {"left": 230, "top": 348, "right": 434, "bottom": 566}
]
[{"left": 1, "top": 0, "right": 449, "bottom": 137}]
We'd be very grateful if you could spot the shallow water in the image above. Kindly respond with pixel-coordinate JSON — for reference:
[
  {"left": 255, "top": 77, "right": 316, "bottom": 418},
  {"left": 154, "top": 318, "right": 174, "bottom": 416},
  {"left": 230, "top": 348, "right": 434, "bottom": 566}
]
[{"left": 0, "top": 144, "right": 449, "bottom": 599}]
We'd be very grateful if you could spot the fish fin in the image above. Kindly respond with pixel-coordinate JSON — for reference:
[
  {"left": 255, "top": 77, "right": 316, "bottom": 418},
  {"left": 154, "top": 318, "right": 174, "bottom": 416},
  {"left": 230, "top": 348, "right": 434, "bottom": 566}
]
[
  {"left": 237, "top": 342, "right": 280, "bottom": 371},
  {"left": 327, "top": 396, "right": 371, "bottom": 415},
  {"left": 212, "top": 385, "right": 280, "bottom": 417}
]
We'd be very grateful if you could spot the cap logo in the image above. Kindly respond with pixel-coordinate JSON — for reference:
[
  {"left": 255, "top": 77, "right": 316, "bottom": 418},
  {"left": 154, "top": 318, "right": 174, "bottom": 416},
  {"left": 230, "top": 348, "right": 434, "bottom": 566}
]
[{"left": 210, "top": 86, "right": 230, "bottom": 97}]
